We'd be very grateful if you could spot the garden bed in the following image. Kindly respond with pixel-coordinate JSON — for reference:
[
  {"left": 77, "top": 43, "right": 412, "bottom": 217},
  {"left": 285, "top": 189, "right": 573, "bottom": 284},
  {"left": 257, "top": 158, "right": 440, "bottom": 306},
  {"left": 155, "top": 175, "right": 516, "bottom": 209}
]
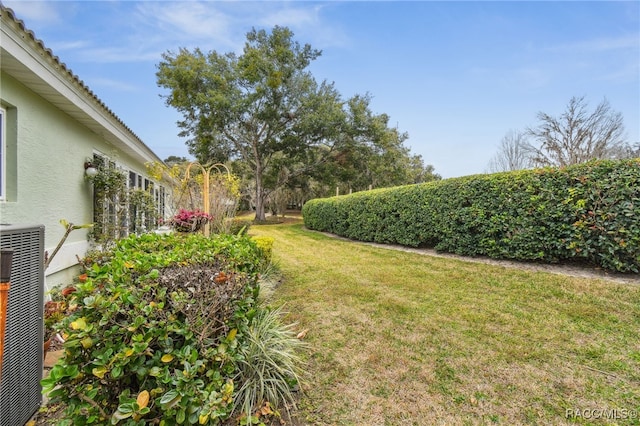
[{"left": 33, "top": 232, "right": 304, "bottom": 426}]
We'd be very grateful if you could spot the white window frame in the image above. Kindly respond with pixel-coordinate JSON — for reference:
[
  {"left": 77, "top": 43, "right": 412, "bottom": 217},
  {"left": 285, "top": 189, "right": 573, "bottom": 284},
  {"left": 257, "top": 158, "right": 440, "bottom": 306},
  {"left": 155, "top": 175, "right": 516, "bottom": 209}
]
[{"left": 0, "top": 107, "right": 5, "bottom": 200}]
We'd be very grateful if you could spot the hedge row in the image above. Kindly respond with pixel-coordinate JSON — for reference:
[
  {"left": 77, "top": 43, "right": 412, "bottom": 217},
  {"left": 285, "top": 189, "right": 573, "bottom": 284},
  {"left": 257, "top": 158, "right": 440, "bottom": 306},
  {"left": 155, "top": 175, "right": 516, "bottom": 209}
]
[{"left": 302, "top": 159, "right": 640, "bottom": 273}]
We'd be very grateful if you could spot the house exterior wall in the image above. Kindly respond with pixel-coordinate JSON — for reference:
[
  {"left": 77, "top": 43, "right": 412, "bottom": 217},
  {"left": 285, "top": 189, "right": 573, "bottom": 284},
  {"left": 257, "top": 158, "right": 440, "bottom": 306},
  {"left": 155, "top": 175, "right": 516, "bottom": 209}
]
[
  {"left": 0, "top": 71, "right": 161, "bottom": 288},
  {"left": 0, "top": 6, "right": 168, "bottom": 290},
  {"left": 1, "top": 71, "right": 90, "bottom": 287}
]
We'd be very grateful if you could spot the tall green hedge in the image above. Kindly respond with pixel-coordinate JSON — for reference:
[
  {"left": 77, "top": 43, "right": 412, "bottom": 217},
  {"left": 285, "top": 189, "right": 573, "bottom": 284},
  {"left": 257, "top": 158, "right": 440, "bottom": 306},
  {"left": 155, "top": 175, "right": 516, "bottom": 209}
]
[{"left": 302, "top": 159, "right": 640, "bottom": 273}]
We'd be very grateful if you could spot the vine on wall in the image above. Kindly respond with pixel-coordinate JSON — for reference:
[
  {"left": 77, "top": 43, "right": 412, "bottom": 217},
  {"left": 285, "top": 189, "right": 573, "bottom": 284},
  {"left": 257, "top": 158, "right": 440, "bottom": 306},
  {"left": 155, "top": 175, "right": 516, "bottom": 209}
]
[{"left": 87, "top": 165, "right": 159, "bottom": 247}]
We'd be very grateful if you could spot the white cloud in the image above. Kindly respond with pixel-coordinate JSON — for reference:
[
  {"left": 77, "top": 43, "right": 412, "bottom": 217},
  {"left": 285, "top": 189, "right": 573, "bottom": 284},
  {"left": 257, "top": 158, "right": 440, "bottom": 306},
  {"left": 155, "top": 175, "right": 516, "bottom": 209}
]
[
  {"left": 89, "top": 77, "right": 139, "bottom": 92},
  {"left": 75, "top": 45, "right": 163, "bottom": 64},
  {"left": 598, "top": 62, "right": 640, "bottom": 83},
  {"left": 133, "top": 1, "right": 349, "bottom": 52},
  {"left": 50, "top": 40, "right": 91, "bottom": 52},
  {"left": 546, "top": 34, "right": 639, "bottom": 53},
  {"left": 134, "top": 1, "right": 239, "bottom": 50},
  {"left": 4, "top": 1, "right": 349, "bottom": 65},
  {"left": 256, "top": 3, "right": 350, "bottom": 49},
  {"left": 514, "top": 67, "right": 551, "bottom": 89},
  {"left": 258, "top": 4, "right": 321, "bottom": 28},
  {"left": 1, "top": 0, "right": 62, "bottom": 24},
  {"left": 468, "top": 65, "right": 551, "bottom": 91}
]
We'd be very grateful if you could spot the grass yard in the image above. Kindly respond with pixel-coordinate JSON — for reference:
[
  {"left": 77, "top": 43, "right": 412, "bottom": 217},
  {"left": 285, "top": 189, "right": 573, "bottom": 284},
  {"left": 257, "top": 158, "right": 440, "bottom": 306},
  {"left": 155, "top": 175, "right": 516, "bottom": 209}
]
[{"left": 250, "top": 217, "right": 640, "bottom": 425}]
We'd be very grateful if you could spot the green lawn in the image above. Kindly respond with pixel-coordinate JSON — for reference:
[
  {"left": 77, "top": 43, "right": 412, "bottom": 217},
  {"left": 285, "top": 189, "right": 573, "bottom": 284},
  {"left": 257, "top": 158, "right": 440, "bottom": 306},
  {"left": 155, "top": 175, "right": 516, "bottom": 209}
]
[{"left": 250, "top": 218, "right": 640, "bottom": 425}]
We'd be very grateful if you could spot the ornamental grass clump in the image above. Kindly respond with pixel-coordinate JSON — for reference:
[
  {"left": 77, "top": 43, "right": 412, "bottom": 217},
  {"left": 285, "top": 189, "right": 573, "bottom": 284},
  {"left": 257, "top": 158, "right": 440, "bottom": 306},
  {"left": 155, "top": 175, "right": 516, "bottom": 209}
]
[
  {"left": 233, "top": 306, "right": 306, "bottom": 425},
  {"left": 41, "top": 232, "right": 304, "bottom": 426}
]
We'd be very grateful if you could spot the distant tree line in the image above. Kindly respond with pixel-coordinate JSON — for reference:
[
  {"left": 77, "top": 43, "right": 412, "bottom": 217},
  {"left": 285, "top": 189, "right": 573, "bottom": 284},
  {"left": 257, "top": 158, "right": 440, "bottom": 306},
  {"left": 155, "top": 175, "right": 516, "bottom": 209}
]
[{"left": 487, "top": 96, "right": 638, "bottom": 173}]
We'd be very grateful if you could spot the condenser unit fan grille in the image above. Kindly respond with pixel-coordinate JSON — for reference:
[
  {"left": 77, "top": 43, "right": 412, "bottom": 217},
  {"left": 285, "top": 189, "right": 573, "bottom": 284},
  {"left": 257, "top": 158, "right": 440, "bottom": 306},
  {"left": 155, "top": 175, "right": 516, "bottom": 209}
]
[{"left": 0, "top": 224, "right": 45, "bottom": 426}]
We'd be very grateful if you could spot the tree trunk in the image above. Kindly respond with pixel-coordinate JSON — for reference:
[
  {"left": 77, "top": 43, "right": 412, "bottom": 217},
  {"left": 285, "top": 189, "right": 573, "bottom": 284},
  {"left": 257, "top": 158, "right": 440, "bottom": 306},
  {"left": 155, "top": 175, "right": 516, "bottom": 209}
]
[
  {"left": 254, "top": 162, "right": 267, "bottom": 221},
  {"left": 254, "top": 193, "right": 267, "bottom": 221}
]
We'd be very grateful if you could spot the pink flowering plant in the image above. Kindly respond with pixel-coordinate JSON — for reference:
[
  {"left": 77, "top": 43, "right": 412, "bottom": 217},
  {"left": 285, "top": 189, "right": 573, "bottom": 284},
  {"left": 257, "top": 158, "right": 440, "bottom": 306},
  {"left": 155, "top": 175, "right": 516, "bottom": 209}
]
[{"left": 167, "top": 208, "right": 213, "bottom": 232}]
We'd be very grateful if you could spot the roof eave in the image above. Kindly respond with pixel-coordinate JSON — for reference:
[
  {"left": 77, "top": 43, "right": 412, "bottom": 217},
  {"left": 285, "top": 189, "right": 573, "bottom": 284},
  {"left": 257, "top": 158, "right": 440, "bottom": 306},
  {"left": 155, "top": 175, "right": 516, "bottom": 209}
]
[{"left": 0, "top": 5, "right": 165, "bottom": 166}]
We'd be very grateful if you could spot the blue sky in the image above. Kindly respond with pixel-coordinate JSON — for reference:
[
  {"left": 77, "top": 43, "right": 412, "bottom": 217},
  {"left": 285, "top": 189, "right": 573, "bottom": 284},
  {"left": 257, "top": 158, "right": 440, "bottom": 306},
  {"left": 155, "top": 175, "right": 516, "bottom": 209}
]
[{"left": 4, "top": 1, "right": 639, "bottom": 178}]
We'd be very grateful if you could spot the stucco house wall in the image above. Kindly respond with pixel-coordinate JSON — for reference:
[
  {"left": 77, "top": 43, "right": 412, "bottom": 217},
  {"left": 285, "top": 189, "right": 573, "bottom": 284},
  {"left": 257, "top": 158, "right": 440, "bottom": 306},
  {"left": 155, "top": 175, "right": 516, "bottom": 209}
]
[{"left": 0, "top": 6, "right": 167, "bottom": 289}]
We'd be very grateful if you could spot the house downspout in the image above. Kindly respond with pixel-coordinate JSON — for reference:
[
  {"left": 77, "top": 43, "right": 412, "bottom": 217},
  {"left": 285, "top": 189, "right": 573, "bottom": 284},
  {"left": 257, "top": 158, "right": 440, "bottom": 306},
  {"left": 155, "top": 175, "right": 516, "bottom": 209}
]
[{"left": 0, "top": 249, "right": 14, "bottom": 380}]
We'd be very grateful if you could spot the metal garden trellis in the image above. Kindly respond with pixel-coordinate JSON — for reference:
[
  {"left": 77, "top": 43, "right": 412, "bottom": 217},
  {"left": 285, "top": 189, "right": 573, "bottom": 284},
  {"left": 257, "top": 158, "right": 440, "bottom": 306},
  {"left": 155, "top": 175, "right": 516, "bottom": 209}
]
[{"left": 183, "top": 162, "right": 231, "bottom": 237}]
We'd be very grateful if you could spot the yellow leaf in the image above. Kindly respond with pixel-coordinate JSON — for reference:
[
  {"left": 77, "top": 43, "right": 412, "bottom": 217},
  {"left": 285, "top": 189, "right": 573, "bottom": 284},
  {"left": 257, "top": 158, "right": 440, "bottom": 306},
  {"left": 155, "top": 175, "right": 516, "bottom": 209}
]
[
  {"left": 161, "top": 354, "right": 174, "bottom": 363},
  {"left": 25, "top": 421, "right": 36, "bottom": 426},
  {"left": 70, "top": 318, "right": 87, "bottom": 331},
  {"left": 125, "top": 348, "right": 135, "bottom": 357},
  {"left": 92, "top": 366, "right": 107, "bottom": 379},
  {"left": 136, "top": 390, "right": 150, "bottom": 409},
  {"left": 227, "top": 328, "right": 237, "bottom": 341},
  {"left": 81, "top": 337, "right": 93, "bottom": 349},
  {"left": 199, "top": 414, "right": 209, "bottom": 425}
]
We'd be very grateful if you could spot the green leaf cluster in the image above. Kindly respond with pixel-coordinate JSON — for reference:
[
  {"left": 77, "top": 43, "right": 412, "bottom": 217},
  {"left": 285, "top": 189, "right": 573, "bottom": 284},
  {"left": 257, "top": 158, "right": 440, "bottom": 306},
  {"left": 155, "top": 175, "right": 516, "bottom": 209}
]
[
  {"left": 41, "top": 232, "right": 291, "bottom": 425},
  {"left": 302, "top": 159, "right": 640, "bottom": 272}
]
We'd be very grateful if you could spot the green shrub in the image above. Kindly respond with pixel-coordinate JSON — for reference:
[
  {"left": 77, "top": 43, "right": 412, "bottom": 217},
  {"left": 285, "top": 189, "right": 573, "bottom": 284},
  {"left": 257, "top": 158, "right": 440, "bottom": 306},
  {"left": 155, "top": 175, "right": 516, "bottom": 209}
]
[
  {"left": 251, "top": 236, "right": 275, "bottom": 263},
  {"left": 229, "top": 219, "right": 252, "bottom": 236},
  {"left": 302, "top": 159, "right": 640, "bottom": 273},
  {"left": 41, "top": 232, "right": 300, "bottom": 425}
]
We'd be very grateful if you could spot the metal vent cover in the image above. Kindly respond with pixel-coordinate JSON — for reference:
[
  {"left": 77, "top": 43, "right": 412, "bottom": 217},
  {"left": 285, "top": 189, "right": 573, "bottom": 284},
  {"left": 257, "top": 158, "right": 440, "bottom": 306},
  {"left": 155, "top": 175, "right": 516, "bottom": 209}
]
[{"left": 0, "top": 224, "right": 44, "bottom": 426}]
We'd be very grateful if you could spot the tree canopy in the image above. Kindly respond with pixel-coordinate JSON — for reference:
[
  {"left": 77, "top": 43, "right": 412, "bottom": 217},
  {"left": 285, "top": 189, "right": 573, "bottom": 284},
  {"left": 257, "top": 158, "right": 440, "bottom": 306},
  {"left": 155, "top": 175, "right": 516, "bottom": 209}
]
[{"left": 157, "top": 26, "right": 437, "bottom": 220}]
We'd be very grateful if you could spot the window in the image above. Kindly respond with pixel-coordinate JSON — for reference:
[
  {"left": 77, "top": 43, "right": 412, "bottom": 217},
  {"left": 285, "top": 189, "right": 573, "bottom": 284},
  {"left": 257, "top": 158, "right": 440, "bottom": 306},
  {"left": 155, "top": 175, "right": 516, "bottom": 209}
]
[
  {"left": 0, "top": 107, "right": 5, "bottom": 200},
  {"left": 0, "top": 105, "right": 16, "bottom": 201},
  {"left": 129, "top": 171, "right": 137, "bottom": 188}
]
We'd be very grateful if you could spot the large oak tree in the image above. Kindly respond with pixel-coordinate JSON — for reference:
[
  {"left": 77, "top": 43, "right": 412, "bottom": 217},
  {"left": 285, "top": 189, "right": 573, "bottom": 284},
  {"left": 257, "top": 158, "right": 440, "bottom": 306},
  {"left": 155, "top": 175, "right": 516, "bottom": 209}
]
[{"left": 157, "top": 26, "right": 418, "bottom": 220}]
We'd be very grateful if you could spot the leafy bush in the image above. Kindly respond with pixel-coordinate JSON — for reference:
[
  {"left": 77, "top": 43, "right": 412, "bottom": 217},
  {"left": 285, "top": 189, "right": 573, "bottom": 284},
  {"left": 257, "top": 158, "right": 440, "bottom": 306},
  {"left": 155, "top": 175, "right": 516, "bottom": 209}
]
[
  {"left": 228, "top": 219, "right": 252, "bottom": 236},
  {"left": 302, "top": 159, "right": 640, "bottom": 272},
  {"left": 251, "top": 236, "right": 275, "bottom": 263},
  {"left": 42, "top": 232, "right": 302, "bottom": 425}
]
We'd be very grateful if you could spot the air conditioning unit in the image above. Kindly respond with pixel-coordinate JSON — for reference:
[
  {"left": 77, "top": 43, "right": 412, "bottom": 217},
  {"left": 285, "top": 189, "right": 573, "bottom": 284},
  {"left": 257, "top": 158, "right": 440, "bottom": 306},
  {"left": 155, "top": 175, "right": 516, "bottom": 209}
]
[{"left": 0, "top": 224, "right": 45, "bottom": 426}]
